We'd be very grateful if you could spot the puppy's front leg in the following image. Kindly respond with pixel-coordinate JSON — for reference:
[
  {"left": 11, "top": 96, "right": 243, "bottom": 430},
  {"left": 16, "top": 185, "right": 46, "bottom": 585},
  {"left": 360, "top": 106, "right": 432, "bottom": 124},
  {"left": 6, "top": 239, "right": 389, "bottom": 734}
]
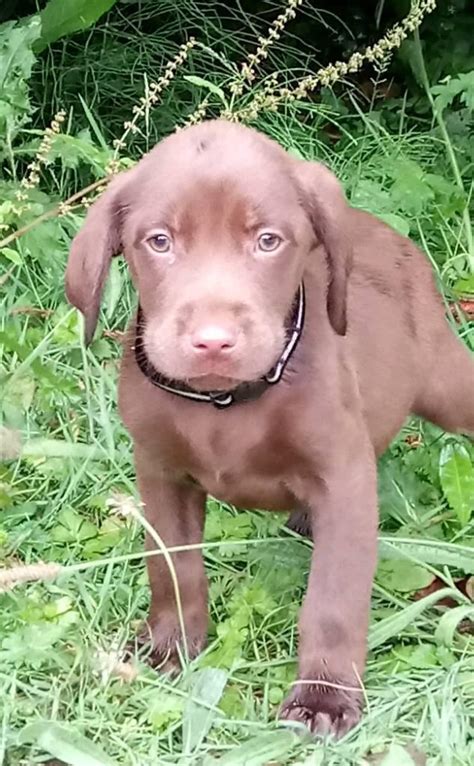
[
  {"left": 134, "top": 446, "right": 208, "bottom": 671},
  {"left": 281, "top": 444, "right": 378, "bottom": 737}
]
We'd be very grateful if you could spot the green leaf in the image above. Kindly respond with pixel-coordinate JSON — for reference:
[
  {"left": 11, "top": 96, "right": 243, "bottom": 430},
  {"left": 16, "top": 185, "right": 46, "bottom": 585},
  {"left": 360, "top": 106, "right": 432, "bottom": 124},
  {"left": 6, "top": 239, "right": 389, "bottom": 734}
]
[
  {"left": 435, "top": 605, "right": 474, "bottom": 647},
  {"left": 0, "top": 622, "right": 66, "bottom": 668},
  {"left": 103, "top": 258, "right": 124, "bottom": 320},
  {"left": 379, "top": 537, "right": 474, "bottom": 574},
  {"left": 376, "top": 559, "right": 434, "bottom": 593},
  {"left": 83, "top": 516, "right": 126, "bottom": 556},
  {"left": 431, "top": 71, "right": 474, "bottom": 113},
  {"left": 0, "top": 247, "right": 22, "bottom": 265},
  {"left": 376, "top": 743, "right": 418, "bottom": 766},
  {"left": 369, "top": 587, "right": 464, "bottom": 649},
  {"left": 79, "top": 95, "right": 109, "bottom": 150},
  {"left": 2, "top": 374, "right": 36, "bottom": 413},
  {"left": 392, "top": 643, "right": 440, "bottom": 669},
  {"left": 376, "top": 212, "right": 410, "bottom": 237},
  {"left": 431, "top": 76, "right": 466, "bottom": 113},
  {"left": 51, "top": 507, "right": 98, "bottom": 544},
  {"left": 439, "top": 444, "right": 474, "bottom": 526},
  {"left": 148, "top": 693, "right": 184, "bottom": 731},
  {"left": 0, "top": 18, "right": 41, "bottom": 138},
  {"left": 22, "top": 438, "right": 99, "bottom": 460},
  {"left": 18, "top": 721, "right": 118, "bottom": 766},
  {"left": 0, "top": 426, "right": 22, "bottom": 460},
  {"left": 36, "top": 0, "right": 118, "bottom": 52},
  {"left": 287, "top": 146, "right": 305, "bottom": 160},
  {"left": 202, "top": 730, "right": 299, "bottom": 766},
  {"left": 183, "top": 75, "right": 227, "bottom": 104},
  {"left": 453, "top": 275, "right": 474, "bottom": 297},
  {"left": 182, "top": 668, "right": 228, "bottom": 754}
]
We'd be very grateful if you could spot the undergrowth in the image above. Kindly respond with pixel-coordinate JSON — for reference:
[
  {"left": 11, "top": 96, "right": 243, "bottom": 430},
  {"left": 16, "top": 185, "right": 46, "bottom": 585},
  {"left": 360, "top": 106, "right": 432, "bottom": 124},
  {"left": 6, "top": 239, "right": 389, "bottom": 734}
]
[{"left": 0, "top": 1, "right": 473, "bottom": 764}]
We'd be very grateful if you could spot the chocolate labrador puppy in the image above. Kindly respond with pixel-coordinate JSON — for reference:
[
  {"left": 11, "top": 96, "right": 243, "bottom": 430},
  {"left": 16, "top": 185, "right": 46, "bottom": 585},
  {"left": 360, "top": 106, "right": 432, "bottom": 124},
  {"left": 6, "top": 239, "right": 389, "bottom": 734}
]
[{"left": 65, "top": 120, "right": 474, "bottom": 736}]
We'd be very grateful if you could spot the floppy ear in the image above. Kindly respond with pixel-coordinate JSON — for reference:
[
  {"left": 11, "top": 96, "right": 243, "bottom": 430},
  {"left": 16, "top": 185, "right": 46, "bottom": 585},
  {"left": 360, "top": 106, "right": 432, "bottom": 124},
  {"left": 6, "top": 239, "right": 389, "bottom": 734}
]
[
  {"left": 65, "top": 172, "right": 130, "bottom": 344},
  {"left": 293, "top": 160, "right": 352, "bottom": 336}
]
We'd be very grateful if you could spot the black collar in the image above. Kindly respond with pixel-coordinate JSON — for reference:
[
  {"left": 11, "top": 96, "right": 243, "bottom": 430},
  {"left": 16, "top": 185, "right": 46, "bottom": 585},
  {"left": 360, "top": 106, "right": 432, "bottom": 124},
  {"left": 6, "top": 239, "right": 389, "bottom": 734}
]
[{"left": 133, "top": 283, "right": 305, "bottom": 409}]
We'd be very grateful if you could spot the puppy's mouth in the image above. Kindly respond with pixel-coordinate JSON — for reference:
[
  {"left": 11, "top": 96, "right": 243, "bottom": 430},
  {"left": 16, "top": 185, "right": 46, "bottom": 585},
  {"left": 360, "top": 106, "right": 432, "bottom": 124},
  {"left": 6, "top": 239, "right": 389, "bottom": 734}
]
[
  {"left": 185, "top": 359, "right": 269, "bottom": 391},
  {"left": 145, "top": 345, "right": 281, "bottom": 393},
  {"left": 137, "top": 285, "right": 305, "bottom": 401},
  {"left": 186, "top": 373, "right": 245, "bottom": 392}
]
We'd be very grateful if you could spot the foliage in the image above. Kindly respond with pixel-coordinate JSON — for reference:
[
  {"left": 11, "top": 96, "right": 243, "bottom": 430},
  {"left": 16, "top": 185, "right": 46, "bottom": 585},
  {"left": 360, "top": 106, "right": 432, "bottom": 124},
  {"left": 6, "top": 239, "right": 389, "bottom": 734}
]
[
  {"left": 34, "top": 0, "right": 119, "bottom": 52},
  {"left": 0, "top": 1, "right": 473, "bottom": 764}
]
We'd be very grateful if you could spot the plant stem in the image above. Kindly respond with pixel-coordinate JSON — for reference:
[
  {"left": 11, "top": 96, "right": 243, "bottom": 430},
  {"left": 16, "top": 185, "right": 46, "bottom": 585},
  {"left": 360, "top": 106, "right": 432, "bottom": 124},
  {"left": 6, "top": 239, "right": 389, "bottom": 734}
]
[{"left": 413, "top": 29, "right": 474, "bottom": 273}]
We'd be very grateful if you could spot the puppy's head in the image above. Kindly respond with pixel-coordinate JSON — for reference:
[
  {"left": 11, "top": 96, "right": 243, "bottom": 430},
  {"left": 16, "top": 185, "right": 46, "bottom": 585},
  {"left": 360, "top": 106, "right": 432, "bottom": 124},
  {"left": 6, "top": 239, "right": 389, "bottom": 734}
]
[{"left": 66, "top": 120, "right": 351, "bottom": 391}]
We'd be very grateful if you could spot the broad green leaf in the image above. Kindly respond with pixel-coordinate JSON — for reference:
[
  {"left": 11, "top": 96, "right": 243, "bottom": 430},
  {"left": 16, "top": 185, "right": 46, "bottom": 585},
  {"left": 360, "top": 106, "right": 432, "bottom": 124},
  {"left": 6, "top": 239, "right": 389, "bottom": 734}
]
[
  {"left": 182, "top": 668, "right": 228, "bottom": 754},
  {"left": 2, "top": 374, "right": 36, "bottom": 412},
  {"left": 51, "top": 507, "right": 98, "bottom": 543},
  {"left": 376, "top": 559, "right": 434, "bottom": 593},
  {"left": 0, "top": 247, "right": 22, "bottom": 265},
  {"left": 83, "top": 517, "right": 126, "bottom": 556},
  {"left": 0, "top": 18, "right": 41, "bottom": 138},
  {"left": 390, "top": 159, "right": 434, "bottom": 216},
  {"left": 369, "top": 588, "right": 463, "bottom": 649},
  {"left": 183, "top": 75, "right": 227, "bottom": 104},
  {"left": 36, "top": 0, "right": 118, "bottom": 52},
  {"left": 148, "top": 693, "right": 184, "bottom": 731},
  {"left": 391, "top": 643, "right": 440, "bottom": 669},
  {"left": 287, "top": 146, "right": 305, "bottom": 160},
  {"left": 0, "top": 622, "right": 66, "bottom": 668},
  {"left": 0, "top": 18, "right": 40, "bottom": 86},
  {"left": 46, "top": 132, "right": 110, "bottom": 175},
  {"left": 376, "top": 212, "right": 410, "bottom": 237},
  {"left": 453, "top": 275, "right": 474, "bottom": 296},
  {"left": 435, "top": 605, "right": 474, "bottom": 647},
  {"left": 439, "top": 444, "right": 474, "bottom": 526},
  {"left": 202, "top": 730, "right": 299, "bottom": 766},
  {"left": 18, "top": 721, "right": 118, "bottom": 766},
  {"left": 431, "top": 71, "right": 474, "bottom": 113}
]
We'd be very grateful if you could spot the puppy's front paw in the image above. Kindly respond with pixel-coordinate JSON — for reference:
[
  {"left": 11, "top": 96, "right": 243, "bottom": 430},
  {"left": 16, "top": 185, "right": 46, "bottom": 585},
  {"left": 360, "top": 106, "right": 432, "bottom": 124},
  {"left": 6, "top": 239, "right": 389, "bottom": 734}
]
[
  {"left": 130, "top": 617, "right": 207, "bottom": 674},
  {"left": 280, "top": 679, "right": 362, "bottom": 738}
]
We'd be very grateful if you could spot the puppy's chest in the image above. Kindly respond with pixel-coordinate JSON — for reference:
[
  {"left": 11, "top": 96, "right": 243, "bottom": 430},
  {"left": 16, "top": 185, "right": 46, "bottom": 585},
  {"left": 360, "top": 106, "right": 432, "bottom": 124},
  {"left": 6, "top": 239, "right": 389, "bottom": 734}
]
[{"left": 164, "top": 412, "right": 297, "bottom": 510}]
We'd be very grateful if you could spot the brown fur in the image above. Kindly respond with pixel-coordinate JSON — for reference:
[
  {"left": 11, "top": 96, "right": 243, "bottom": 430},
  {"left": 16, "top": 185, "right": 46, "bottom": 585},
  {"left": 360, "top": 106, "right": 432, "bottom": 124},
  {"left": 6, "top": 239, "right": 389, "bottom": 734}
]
[{"left": 65, "top": 120, "right": 474, "bottom": 737}]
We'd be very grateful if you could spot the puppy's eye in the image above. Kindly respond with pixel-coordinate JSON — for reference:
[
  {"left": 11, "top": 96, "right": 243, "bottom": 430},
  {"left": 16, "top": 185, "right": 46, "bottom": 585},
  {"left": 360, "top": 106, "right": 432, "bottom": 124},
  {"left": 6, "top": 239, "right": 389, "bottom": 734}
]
[
  {"left": 147, "top": 233, "right": 172, "bottom": 254},
  {"left": 257, "top": 232, "right": 282, "bottom": 253}
]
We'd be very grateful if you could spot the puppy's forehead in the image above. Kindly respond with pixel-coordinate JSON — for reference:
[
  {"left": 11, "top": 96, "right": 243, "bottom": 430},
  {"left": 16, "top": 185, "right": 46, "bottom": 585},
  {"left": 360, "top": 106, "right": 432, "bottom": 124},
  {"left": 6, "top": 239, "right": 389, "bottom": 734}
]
[{"left": 124, "top": 123, "right": 299, "bottom": 222}]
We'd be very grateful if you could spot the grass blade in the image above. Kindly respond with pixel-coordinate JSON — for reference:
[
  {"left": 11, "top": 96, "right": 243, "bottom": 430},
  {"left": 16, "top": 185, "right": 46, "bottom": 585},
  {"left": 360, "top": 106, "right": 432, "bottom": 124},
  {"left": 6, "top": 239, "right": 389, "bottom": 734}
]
[
  {"left": 202, "top": 730, "right": 299, "bottom": 766},
  {"left": 18, "top": 721, "right": 119, "bottom": 766},
  {"left": 369, "top": 588, "right": 464, "bottom": 649},
  {"left": 379, "top": 537, "right": 474, "bottom": 574},
  {"left": 182, "top": 668, "right": 228, "bottom": 754}
]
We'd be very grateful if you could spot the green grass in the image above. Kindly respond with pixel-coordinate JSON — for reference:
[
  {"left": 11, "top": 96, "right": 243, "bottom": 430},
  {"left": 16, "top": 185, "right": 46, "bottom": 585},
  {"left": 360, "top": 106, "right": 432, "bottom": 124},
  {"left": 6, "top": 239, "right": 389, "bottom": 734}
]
[{"left": 1, "top": 5, "right": 474, "bottom": 765}]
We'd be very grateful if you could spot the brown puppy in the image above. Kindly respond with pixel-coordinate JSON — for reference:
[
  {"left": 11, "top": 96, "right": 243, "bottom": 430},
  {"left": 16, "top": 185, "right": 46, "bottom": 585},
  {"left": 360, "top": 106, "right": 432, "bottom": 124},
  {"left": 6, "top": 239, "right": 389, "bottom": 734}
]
[{"left": 65, "top": 120, "right": 474, "bottom": 737}]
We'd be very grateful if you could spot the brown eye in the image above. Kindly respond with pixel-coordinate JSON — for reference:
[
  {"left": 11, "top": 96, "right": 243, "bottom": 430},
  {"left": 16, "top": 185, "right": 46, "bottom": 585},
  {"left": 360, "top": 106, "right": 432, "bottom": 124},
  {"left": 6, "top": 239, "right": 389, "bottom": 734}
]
[
  {"left": 257, "top": 232, "right": 282, "bottom": 253},
  {"left": 148, "top": 233, "right": 171, "bottom": 253}
]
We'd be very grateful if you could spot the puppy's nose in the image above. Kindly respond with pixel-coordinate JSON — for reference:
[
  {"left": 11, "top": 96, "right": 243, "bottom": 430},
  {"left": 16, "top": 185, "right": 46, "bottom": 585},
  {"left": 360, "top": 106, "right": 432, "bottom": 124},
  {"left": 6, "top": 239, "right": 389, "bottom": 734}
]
[{"left": 191, "top": 324, "right": 237, "bottom": 355}]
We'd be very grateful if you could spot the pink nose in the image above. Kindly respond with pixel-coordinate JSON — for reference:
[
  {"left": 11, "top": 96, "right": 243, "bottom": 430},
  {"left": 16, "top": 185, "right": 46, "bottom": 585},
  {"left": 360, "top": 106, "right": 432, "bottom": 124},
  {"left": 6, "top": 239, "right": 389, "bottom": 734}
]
[{"left": 191, "top": 324, "right": 237, "bottom": 355}]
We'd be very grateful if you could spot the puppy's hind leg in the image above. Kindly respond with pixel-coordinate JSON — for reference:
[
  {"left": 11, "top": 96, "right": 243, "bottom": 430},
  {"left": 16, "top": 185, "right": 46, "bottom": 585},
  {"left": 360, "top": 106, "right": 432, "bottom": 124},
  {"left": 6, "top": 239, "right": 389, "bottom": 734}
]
[{"left": 414, "top": 328, "right": 474, "bottom": 436}]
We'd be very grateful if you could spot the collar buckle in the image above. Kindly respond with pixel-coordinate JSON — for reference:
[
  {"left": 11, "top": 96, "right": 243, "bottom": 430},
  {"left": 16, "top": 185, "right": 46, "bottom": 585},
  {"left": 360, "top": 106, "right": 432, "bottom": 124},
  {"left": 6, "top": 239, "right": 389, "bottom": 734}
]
[{"left": 209, "top": 391, "right": 234, "bottom": 408}]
